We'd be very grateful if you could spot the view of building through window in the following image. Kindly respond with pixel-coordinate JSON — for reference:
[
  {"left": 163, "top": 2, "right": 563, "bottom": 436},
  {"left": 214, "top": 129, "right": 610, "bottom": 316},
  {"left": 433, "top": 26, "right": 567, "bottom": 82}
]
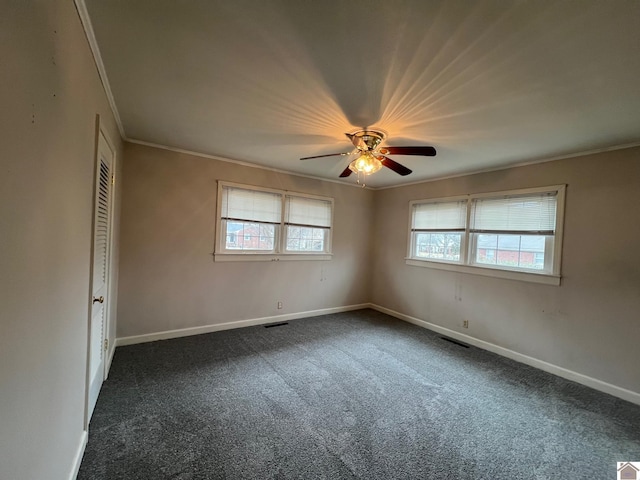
[
  {"left": 475, "top": 234, "right": 546, "bottom": 270},
  {"left": 225, "top": 222, "right": 275, "bottom": 251}
]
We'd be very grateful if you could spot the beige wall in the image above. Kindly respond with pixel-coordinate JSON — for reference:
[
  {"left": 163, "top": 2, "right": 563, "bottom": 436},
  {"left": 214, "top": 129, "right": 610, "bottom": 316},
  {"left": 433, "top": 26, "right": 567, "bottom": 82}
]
[
  {"left": 118, "top": 144, "right": 640, "bottom": 397},
  {"left": 372, "top": 147, "right": 640, "bottom": 394},
  {"left": 116, "top": 143, "right": 374, "bottom": 338},
  {"left": 0, "top": 1, "right": 123, "bottom": 479}
]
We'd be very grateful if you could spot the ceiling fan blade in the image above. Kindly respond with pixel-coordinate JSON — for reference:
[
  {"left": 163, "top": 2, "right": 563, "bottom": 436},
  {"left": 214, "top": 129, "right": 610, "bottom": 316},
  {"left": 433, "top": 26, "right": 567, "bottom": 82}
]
[
  {"left": 339, "top": 166, "right": 353, "bottom": 178},
  {"left": 380, "top": 146, "right": 436, "bottom": 156},
  {"left": 300, "top": 152, "right": 350, "bottom": 160},
  {"left": 380, "top": 156, "right": 412, "bottom": 176}
]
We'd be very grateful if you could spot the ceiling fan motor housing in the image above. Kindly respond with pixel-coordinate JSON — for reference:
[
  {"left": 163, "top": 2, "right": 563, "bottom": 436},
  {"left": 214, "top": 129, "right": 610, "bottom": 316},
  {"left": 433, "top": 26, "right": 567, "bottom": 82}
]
[{"left": 348, "top": 129, "right": 386, "bottom": 152}]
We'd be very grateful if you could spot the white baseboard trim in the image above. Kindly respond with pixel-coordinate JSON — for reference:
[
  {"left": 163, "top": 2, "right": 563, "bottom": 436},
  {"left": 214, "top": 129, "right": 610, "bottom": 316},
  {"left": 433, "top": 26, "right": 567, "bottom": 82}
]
[
  {"left": 69, "top": 430, "right": 88, "bottom": 480},
  {"left": 116, "top": 304, "right": 371, "bottom": 347},
  {"left": 114, "top": 303, "right": 640, "bottom": 405},
  {"left": 370, "top": 304, "right": 640, "bottom": 406}
]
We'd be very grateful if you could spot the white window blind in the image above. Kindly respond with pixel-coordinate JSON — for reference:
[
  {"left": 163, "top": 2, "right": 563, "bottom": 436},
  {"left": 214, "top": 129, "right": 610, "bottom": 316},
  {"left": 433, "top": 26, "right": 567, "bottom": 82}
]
[
  {"left": 412, "top": 200, "right": 467, "bottom": 231},
  {"left": 471, "top": 193, "right": 557, "bottom": 234},
  {"left": 285, "top": 196, "right": 332, "bottom": 227},
  {"left": 221, "top": 186, "right": 281, "bottom": 224}
]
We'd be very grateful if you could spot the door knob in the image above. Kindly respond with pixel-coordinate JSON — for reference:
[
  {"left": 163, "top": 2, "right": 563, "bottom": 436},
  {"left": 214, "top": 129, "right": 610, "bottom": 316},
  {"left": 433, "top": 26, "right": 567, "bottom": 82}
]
[{"left": 93, "top": 296, "right": 104, "bottom": 304}]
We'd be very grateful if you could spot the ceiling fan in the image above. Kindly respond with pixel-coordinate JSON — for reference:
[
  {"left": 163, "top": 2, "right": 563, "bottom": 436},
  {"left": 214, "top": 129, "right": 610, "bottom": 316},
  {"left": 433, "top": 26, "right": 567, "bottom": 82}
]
[{"left": 300, "top": 129, "right": 436, "bottom": 178}]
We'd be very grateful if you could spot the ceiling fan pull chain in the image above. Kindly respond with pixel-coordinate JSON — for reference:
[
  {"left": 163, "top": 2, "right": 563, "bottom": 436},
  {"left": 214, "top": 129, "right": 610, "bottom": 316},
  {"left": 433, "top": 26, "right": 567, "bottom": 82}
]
[{"left": 356, "top": 170, "right": 366, "bottom": 188}]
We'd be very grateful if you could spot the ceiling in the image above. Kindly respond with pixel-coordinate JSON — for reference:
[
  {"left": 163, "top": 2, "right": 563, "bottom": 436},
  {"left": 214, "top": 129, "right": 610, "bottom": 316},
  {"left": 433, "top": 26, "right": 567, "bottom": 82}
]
[{"left": 82, "top": 0, "right": 640, "bottom": 188}]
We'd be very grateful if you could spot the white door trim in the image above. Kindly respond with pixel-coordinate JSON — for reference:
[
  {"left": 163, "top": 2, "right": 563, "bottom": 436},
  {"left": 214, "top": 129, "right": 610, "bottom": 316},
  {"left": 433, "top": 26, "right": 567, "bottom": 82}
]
[{"left": 84, "top": 116, "right": 116, "bottom": 429}]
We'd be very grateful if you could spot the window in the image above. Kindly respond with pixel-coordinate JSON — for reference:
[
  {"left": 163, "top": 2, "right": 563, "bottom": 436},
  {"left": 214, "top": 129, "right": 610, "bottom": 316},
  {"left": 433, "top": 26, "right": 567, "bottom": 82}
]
[
  {"left": 285, "top": 195, "right": 332, "bottom": 252},
  {"left": 470, "top": 193, "right": 557, "bottom": 272},
  {"left": 410, "top": 200, "right": 467, "bottom": 263},
  {"left": 219, "top": 185, "right": 280, "bottom": 253},
  {"left": 407, "top": 186, "right": 565, "bottom": 285},
  {"left": 216, "top": 182, "right": 333, "bottom": 261}
]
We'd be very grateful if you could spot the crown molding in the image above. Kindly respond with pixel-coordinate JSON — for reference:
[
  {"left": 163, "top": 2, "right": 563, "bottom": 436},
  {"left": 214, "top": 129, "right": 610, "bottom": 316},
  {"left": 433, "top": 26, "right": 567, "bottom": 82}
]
[
  {"left": 374, "top": 141, "right": 640, "bottom": 190},
  {"left": 126, "top": 139, "right": 374, "bottom": 189},
  {"left": 74, "top": 0, "right": 126, "bottom": 139}
]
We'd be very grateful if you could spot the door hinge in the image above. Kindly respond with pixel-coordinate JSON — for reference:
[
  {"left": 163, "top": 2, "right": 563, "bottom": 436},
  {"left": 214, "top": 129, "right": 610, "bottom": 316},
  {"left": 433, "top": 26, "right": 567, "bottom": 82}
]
[
  {"left": 111, "top": 174, "right": 115, "bottom": 185},
  {"left": 104, "top": 338, "right": 109, "bottom": 351}
]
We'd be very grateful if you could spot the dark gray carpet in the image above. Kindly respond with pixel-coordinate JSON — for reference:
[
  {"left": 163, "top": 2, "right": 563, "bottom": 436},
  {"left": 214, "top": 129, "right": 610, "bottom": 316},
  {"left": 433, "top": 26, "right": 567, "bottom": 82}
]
[{"left": 78, "top": 309, "right": 640, "bottom": 479}]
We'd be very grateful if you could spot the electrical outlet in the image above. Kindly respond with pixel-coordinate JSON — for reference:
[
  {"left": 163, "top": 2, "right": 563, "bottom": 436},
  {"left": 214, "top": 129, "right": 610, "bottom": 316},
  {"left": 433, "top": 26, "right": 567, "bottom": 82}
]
[
  {"left": 277, "top": 301, "right": 283, "bottom": 309},
  {"left": 463, "top": 320, "right": 469, "bottom": 328}
]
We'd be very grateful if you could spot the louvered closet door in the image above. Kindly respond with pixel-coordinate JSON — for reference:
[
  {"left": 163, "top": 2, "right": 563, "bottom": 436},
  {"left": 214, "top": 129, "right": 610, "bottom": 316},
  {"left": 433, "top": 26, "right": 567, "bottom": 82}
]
[{"left": 88, "top": 131, "right": 114, "bottom": 420}]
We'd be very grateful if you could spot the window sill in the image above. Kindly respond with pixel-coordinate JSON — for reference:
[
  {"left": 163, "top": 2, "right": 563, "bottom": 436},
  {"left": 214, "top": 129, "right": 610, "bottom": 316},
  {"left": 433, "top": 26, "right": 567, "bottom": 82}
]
[
  {"left": 214, "top": 253, "right": 332, "bottom": 263},
  {"left": 405, "top": 258, "right": 561, "bottom": 286}
]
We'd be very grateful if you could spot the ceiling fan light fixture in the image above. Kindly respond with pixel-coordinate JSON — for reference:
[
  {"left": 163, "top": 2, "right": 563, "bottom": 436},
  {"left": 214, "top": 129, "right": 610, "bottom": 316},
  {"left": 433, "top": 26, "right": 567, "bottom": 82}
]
[
  {"left": 300, "top": 128, "right": 435, "bottom": 181},
  {"left": 348, "top": 152, "right": 383, "bottom": 174}
]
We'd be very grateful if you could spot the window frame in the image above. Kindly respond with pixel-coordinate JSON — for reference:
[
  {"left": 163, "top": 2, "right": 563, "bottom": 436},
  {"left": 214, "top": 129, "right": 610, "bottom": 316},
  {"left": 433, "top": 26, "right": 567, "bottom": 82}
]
[
  {"left": 406, "top": 185, "right": 566, "bottom": 285},
  {"left": 214, "top": 181, "right": 333, "bottom": 262}
]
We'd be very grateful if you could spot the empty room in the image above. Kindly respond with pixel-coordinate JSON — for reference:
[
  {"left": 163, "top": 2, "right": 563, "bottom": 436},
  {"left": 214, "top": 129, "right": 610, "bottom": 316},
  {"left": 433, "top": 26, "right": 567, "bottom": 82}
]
[{"left": 2, "top": 1, "right": 640, "bottom": 479}]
